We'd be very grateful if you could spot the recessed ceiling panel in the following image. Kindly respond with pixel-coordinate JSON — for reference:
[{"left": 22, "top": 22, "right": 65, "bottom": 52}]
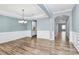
[{"left": 0, "top": 4, "right": 48, "bottom": 19}]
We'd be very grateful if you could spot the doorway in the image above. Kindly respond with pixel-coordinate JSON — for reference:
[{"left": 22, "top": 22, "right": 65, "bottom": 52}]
[
  {"left": 54, "top": 15, "right": 70, "bottom": 44},
  {"left": 31, "top": 20, "right": 37, "bottom": 38}
]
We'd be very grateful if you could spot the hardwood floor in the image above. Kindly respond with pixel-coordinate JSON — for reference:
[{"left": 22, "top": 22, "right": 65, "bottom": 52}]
[{"left": 0, "top": 32, "right": 78, "bottom": 55}]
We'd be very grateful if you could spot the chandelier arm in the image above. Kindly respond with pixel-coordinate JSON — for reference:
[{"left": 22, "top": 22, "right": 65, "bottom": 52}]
[{"left": 18, "top": 9, "right": 27, "bottom": 24}]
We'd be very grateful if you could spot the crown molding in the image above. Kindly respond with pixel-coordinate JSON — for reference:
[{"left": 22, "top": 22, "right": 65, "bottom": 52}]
[
  {"left": 0, "top": 10, "right": 48, "bottom": 20},
  {"left": 53, "top": 9, "right": 72, "bottom": 14}
]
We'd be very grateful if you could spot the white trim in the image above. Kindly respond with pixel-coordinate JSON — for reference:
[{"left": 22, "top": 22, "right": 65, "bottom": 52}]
[
  {"left": 0, "top": 31, "right": 31, "bottom": 43},
  {"left": 37, "top": 31, "right": 50, "bottom": 40},
  {"left": 37, "top": 31, "right": 54, "bottom": 40}
]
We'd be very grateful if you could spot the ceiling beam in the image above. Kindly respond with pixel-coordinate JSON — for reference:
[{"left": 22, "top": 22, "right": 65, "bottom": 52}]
[
  {"left": 38, "top": 4, "right": 53, "bottom": 18},
  {"left": 38, "top": 4, "right": 54, "bottom": 40}
]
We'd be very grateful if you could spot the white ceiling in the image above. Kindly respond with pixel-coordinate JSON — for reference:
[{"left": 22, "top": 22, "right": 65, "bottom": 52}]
[
  {"left": 0, "top": 4, "right": 48, "bottom": 19},
  {"left": 47, "top": 4, "right": 74, "bottom": 13},
  {"left": 0, "top": 4, "right": 75, "bottom": 20}
]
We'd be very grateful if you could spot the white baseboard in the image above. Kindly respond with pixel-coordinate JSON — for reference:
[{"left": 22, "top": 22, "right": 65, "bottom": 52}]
[
  {"left": 37, "top": 31, "right": 54, "bottom": 40},
  {"left": 37, "top": 31, "right": 50, "bottom": 40},
  {"left": 0, "top": 31, "right": 31, "bottom": 43},
  {"left": 72, "top": 31, "right": 79, "bottom": 52}
]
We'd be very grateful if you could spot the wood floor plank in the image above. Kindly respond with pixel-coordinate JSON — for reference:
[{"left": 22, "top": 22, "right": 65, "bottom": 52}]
[{"left": 0, "top": 32, "right": 78, "bottom": 55}]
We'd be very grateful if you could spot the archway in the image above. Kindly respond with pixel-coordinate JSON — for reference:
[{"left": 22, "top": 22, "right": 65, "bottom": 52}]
[{"left": 54, "top": 15, "right": 70, "bottom": 44}]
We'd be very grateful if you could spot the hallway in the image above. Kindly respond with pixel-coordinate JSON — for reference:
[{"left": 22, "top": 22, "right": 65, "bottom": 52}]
[
  {"left": 0, "top": 35, "right": 78, "bottom": 55},
  {"left": 55, "top": 32, "right": 69, "bottom": 47}
]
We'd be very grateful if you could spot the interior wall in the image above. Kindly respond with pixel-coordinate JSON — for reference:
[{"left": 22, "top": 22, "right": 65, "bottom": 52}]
[
  {"left": 37, "top": 19, "right": 50, "bottom": 30},
  {"left": 0, "top": 15, "right": 32, "bottom": 32},
  {"left": 37, "top": 18, "right": 50, "bottom": 39},
  {"left": 72, "top": 5, "right": 79, "bottom": 32},
  {"left": 58, "top": 24, "right": 62, "bottom": 32},
  {"left": 72, "top": 4, "right": 79, "bottom": 52},
  {"left": 66, "top": 19, "right": 70, "bottom": 38},
  {"left": 54, "top": 23, "right": 58, "bottom": 37},
  {"left": 0, "top": 15, "right": 31, "bottom": 43}
]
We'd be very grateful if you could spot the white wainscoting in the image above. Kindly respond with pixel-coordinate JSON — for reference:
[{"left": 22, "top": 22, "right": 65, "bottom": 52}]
[
  {"left": 37, "top": 31, "right": 54, "bottom": 40},
  {"left": 70, "top": 31, "right": 73, "bottom": 42},
  {"left": 72, "top": 31, "right": 79, "bottom": 52},
  {"left": 0, "top": 31, "right": 31, "bottom": 43},
  {"left": 37, "top": 31, "right": 50, "bottom": 40},
  {"left": 0, "top": 30, "right": 54, "bottom": 43}
]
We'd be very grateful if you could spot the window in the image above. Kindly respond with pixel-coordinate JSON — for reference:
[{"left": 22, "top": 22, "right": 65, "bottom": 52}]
[{"left": 62, "top": 25, "right": 66, "bottom": 30}]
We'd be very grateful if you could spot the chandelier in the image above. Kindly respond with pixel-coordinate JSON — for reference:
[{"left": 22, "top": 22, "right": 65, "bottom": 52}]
[{"left": 18, "top": 9, "right": 27, "bottom": 24}]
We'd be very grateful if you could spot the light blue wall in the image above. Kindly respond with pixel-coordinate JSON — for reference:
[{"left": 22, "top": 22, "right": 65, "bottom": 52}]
[
  {"left": 72, "top": 5, "right": 79, "bottom": 32},
  {"left": 37, "top": 19, "right": 50, "bottom": 31},
  {"left": 27, "top": 20, "right": 32, "bottom": 30},
  {"left": 0, "top": 15, "right": 50, "bottom": 32},
  {"left": 0, "top": 15, "right": 31, "bottom": 33}
]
